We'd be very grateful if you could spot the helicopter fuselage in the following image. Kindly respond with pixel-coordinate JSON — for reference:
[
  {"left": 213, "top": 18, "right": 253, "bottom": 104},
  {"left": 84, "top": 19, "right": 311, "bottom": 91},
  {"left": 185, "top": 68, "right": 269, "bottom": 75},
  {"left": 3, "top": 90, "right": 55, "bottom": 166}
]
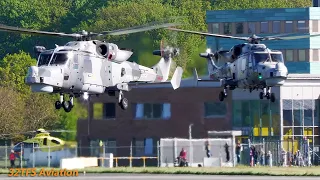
[
  {"left": 25, "top": 40, "right": 181, "bottom": 112},
  {"left": 203, "top": 43, "right": 288, "bottom": 102}
]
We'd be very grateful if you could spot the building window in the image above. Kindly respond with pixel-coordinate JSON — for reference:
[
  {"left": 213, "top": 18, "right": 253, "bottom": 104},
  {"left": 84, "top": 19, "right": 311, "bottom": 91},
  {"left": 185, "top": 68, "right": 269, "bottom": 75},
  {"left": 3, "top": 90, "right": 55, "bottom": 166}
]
[
  {"left": 298, "top": 50, "right": 306, "bottom": 61},
  {"left": 297, "top": 20, "right": 307, "bottom": 32},
  {"left": 132, "top": 138, "right": 156, "bottom": 156},
  {"left": 132, "top": 138, "right": 144, "bottom": 156},
  {"left": 285, "top": 50, "right": 293, "bottom": 61},
  {"left": 212, "top": 23, "right": 219, "bottom": 33},
  {"left": 236, "top": 22, "right": 243, "bottom": 34},
  {"left": 260, "top": 21, "right": 268, "bottom": 33},
  {"left": 285, "top": 21, "right": 293, "bottom": 33},
  {"left": 104, "top": 139, "right": 117, "bottom": 155},
  {"left": 204, "top": 102, "right": 227, "bottom": 117},
  {"left": 93, "top": 103, "right": 103, "bottom": 119},
  {"left": 272, "top": 21, "right": 280, "bottom": 33},
  {"left": 103, "top": 103, "right": 116, "bottom": 119},
  {"left": 223, "top": 23, "right": 231, "bottom": 34},
  {"left": 313, "top": 49, "right": 319, "bottom": 61},
  {"left": 248, "top": 22, "right": 255, "bottom": 34},
  {"left": 134, "top": 103, "right": 171, "bottom": 119},
  {"left": 144, "top": 138, "right": 153, "bottom": 155}
]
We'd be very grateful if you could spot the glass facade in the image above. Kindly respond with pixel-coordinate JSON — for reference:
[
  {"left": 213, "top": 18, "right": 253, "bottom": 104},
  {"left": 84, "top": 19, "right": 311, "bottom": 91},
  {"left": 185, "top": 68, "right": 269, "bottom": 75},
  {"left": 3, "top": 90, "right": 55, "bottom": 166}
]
[
  {"left": 232, "top": 100, "right": 280, "bottom": 141},
  {"left": 282, "top": 99, "right": 320, "bottom": 153}
]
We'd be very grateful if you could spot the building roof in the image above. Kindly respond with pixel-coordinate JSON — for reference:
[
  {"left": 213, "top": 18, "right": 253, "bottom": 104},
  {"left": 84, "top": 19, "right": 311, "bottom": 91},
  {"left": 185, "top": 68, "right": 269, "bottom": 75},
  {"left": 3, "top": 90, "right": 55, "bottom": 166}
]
[{"left": 131, "top": 73, "right": 320, "bottom": 89}]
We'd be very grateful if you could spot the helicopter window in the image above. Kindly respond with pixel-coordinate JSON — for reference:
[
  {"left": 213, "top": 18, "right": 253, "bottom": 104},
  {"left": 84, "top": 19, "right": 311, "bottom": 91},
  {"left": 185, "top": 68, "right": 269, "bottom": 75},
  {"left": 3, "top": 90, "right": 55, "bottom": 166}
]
[
  {"left": 248, "top": 22, "right": 255, "bottom": 33},
  {"left": 50, "top": 53, "right": 69, "bottom": 65},
  {"left": 253, "top": 53, "right": 269, "bottom": 64},
  {"left": 38, "top": 53, "right": 52, "bottom": 66},
  {"left": 43, "top": 138, "right": 47, "bottom": 145},
  {"left": 51, "top": 139, "right": 60, "bottom": 145},
  {"left": 270, "top": 53, "right": 284, "bottom": 62}
]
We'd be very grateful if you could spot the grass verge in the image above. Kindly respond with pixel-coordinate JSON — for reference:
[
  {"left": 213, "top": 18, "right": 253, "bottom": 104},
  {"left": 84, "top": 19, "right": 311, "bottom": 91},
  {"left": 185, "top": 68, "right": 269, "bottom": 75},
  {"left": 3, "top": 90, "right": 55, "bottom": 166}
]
[{"left": 0, "top": 166, "right": 320, "bottom": 176}]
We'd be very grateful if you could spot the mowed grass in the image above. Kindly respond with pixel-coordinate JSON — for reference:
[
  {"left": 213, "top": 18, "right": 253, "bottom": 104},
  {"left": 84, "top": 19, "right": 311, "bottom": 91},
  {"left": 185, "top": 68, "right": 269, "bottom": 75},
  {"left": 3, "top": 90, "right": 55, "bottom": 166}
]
[{"left": 0, "top": 166, "right": 320, "bottom": 176}]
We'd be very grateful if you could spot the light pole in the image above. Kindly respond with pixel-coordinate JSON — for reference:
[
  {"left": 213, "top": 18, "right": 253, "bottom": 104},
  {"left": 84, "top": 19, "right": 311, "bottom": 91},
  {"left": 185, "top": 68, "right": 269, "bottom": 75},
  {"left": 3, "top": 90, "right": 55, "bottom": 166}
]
[{"left": 189, "top": 123, "right": 194, "bottom": 139}]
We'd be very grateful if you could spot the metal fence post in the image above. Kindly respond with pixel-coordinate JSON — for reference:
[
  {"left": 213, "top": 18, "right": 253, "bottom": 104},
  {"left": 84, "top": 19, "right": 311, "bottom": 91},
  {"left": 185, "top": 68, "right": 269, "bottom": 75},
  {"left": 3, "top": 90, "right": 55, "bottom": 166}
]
[
  {"left": 5, "top": 141, "right": 7, "bottom": 168},
  {"left": 262, "top": 138, "right": 265, "bottom": 166},
  {"left": 20, "top": 143, "right": 22, "bottom": 168},
  {"left": 157, "top": 140, "right": 160, "bottom": 167},
  {"left": 103, "top": 143, "right": 106, "bottom": 167},
  {"left": 48, "top": 144, "right": 50, "bottom": 168},
  {"left": 130, "top": 141, "right": 132, "bottom": 167},
  {"left": 32, "top": 142, "right": 35, "bottom": 168}
]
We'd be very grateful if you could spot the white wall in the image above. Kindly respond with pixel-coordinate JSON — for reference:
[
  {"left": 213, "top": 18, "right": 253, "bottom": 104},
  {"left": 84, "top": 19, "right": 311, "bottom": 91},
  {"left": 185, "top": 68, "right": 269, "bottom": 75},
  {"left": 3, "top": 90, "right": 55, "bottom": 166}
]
[{"left": 280, "top": 86, "right": 320, "bottom": 99}]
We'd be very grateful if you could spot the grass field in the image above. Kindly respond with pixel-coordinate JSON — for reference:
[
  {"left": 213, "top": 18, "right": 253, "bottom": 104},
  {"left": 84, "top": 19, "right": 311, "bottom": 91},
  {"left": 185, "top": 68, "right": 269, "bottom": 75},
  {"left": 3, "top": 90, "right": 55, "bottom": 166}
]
[{"left": 0, "top": 166, "right": 320, "bottom": 176}]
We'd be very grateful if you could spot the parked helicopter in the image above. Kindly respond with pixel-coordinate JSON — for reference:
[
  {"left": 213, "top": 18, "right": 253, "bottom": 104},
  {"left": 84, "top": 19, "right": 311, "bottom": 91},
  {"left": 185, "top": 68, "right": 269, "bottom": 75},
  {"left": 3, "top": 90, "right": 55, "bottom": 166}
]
[
  {"left": 0, "top": 22, "right": 183, "bottom": 113},
  {"left": 167, "top": 27, "right": 320, "bottom": 102},
  {"left": 11, "top": 128, "right": 76, "bottom": 167}
]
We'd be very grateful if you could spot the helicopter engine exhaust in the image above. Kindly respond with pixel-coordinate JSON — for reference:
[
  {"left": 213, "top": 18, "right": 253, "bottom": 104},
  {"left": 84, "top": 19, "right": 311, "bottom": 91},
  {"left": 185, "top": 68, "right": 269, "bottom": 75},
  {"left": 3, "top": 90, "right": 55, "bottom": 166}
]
[{"left": 96, "top": 42, "right": 133, "bottom": 63}]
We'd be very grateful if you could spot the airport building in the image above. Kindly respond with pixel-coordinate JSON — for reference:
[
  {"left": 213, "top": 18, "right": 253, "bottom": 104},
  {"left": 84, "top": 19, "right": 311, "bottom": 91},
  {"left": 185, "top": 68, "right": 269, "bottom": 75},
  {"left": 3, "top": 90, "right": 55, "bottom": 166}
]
[
  {"left": 76, "top": 1, "right": 320, "bottom": 165},
  {"left": 205, "top": 0, "right": 320, "bottom": 159}
]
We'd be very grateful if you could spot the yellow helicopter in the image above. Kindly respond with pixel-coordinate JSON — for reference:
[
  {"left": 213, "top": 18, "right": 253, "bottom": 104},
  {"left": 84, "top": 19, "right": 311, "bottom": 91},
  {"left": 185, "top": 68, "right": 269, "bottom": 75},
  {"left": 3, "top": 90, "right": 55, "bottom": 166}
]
[{"left": 11, "top": 128, "right": 77, "bottom": 167}]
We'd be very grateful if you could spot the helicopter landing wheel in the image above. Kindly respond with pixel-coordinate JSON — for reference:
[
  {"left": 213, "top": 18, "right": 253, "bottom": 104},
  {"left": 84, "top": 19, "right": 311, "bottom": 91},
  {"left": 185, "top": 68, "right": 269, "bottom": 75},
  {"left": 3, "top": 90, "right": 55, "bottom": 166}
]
[
  {"left": 219, "top": 91, "right": 226, "bottom": 102},
  {"left": 119, "top": 98, "right": 128, "bottom": 110},
  {"left": 62, "top": 101, "right": 73, "bottom": 112},
  {"left": 266, "top": 92, "right": 270, "bottom": 99},
  {"left": 259, "top": 92, "right": 264, "bottom": 100},
  {"left": 55, "top": 101, "right": 61, "bottom": 110},
  {"left": 270, "top": 93, "right": 275, "bottom": 102}
]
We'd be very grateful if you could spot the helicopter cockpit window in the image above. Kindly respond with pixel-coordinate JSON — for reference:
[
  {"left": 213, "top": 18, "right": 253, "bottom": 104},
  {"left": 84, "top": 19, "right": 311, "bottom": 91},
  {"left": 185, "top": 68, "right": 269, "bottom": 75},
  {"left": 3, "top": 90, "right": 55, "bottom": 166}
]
[
  {"left": 51, "top": 139, "right": 60, "bottom": 145},
  {"left": 270, "top": 53, "right": 284, "bottom": 62},
  {"left": 253, "top": 53, "right": 269, "bottom": 64},
  {"left": 43, "top": 138, "right": 47, "bottom": 145},
  {"left": 37, "top": 53, "right": 52, "bottom": 67},
  {"left": 50, "top": 53, "right": 69, "bottom": 66}
]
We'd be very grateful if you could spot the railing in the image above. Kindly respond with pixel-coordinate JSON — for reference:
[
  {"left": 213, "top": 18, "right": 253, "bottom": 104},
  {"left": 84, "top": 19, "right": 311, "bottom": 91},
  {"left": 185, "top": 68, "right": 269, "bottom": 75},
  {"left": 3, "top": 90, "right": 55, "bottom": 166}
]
[{"left": 98, "top": 156, "right": 158, "bottom": 167}]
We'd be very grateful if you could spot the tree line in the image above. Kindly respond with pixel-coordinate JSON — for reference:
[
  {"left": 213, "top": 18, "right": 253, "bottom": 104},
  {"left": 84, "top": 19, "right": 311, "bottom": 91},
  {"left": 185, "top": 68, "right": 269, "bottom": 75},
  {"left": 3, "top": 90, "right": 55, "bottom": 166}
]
[{"left": 0, "top": 0, "right": 312, "bottom": 142}]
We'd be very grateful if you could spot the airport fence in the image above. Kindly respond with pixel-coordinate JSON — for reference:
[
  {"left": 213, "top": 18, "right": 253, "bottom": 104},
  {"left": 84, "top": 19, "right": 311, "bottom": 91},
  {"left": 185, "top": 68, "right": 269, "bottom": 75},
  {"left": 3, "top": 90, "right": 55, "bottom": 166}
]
[{"left": 0, "top": 137, "right": 318, "bottom": 168}]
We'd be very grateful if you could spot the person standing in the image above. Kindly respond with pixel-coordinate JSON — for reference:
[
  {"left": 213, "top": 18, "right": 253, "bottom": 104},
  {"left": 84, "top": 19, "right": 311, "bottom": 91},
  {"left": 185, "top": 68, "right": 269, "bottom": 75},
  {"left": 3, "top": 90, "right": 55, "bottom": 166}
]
[
  {"left": 224, "top": 142, "right": 230, "bottom": 162},
  {"left": 9, "top": 150, "right": 15, "bottom": 168},
  {"left": 235, "top": 141, "right": 241, "bottom": 164}
]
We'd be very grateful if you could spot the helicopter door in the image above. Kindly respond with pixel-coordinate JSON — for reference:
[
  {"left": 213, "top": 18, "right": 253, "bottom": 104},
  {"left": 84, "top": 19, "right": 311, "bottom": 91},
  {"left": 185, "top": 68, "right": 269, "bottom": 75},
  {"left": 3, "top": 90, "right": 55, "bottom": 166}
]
[{"left": 67, "top": 53, "right": 79, "bottom": 89}]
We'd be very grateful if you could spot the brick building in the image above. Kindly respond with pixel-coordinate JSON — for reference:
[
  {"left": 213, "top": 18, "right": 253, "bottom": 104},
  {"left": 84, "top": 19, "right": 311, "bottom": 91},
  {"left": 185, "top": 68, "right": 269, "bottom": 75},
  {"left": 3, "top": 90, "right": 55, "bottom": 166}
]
[{"left": 77, "top": 77, "right": 232, "bottom": 165}]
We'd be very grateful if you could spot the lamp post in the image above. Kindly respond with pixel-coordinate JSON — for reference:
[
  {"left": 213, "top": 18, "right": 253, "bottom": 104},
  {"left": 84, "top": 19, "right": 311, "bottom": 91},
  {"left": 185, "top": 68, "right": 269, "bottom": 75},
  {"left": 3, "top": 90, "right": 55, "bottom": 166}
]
[{"left": 189, "top": 123, "right": 194, "bottom": 139}]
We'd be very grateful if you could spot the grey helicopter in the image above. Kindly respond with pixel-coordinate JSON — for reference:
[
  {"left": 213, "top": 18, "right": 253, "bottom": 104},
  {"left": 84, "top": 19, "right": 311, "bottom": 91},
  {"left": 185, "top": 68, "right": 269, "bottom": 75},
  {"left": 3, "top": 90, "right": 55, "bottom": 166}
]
[
  {"left": 0, "top": 22, "right": 183, "bottom": 113},
  {"left": 167, "top": 27, "right": 320, "bottom": 102}
]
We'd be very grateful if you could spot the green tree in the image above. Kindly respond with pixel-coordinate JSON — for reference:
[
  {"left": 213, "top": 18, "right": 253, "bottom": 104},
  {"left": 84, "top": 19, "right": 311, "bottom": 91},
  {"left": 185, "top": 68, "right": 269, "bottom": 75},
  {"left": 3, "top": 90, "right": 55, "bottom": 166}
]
[
  {"left": 0, "top": 87, "right": 24, "bottom": 138},
  {"left": 23, "top": 93, "right": 60, "bottom": 132},
  {"left": 0, "top": 51, "right": 36, "bottom": 96},
  {"left": 76, "top": 0, "right": 211, "bottom": 75},
  {"left": 211, "top": 0, "right": 312, "bottom": 10},
  {"left": 55, "top": 99, "right": 87, "bottom": 141}
]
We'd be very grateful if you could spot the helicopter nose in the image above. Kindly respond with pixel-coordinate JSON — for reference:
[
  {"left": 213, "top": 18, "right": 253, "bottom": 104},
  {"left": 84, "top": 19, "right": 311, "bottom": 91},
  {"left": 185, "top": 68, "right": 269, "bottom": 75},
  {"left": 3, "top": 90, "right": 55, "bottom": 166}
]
[
  {"left": 265, "top": 62, "right": 288, "bottom": 86},
  {"left": 275, "top": 62, "right": 288, "bottom": 77}
]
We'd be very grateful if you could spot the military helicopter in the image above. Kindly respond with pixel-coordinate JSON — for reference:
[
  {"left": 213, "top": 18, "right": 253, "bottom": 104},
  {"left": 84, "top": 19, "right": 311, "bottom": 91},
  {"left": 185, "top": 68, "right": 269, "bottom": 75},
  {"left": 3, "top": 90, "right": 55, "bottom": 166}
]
[
  {"left": 10, "top": 128, "right": 76, "bottom": 167},
  {"left": 167, "top": 27, "right": 320, "bottom": 102},
  {"left": 0, "top": 22, "right": 183, "bottom": 113}
]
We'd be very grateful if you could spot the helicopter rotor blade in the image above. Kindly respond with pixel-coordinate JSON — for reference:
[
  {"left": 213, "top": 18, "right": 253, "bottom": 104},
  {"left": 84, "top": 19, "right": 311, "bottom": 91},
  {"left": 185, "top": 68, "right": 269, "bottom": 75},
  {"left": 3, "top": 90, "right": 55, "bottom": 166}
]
[
  {"left": 167, "top": 27, "right": 248, "bottom": 41},
  {"left": 100, "top": 22, "right": 181, "bottom": 36},
  {"left": 263, "top": 33, "right": 320, "bottom": 40},
  {"left": 0, "top": 24, "right": 82, "bottom": 38}
]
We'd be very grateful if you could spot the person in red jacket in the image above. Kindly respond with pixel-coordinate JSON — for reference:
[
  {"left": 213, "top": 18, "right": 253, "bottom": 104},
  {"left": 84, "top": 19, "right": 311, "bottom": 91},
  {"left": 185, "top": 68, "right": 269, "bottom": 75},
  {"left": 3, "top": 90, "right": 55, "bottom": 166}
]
[
  {"left": 179, "top": 148, "right": 187, "bottom": 160},
  {"left": 9, "top": 150, "right": 15, "bottom": 168}
]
